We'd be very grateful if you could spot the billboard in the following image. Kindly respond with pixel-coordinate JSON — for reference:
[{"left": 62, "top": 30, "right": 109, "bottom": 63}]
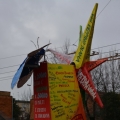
[
  {"left": 34, "top": 62, "right": 86, "bottom": 120},
  {"left": 34, "top": 62, "right": 51, "bottom": 119}
]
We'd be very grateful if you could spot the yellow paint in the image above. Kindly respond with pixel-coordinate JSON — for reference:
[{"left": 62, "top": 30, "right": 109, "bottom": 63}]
[
  {"left": 48, "top": 63, "right": 86, "bottom": 120},
  {"left": 73, "top": 3, "right": 98, "bottom": 69}
]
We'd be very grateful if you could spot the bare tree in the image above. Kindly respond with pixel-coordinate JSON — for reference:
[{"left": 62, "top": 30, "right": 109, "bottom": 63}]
[
  {"left": 62, "top": 38, "right": 70, "bottom": 54},
  {"left": 85, "top": 50, "right": 120, "bottom": 120},
  {"left": 46, "top": 39, "right": 71, "bottom": 64},
  {"left": 21, "top": 87, "right": 33, "bottom": 101}
]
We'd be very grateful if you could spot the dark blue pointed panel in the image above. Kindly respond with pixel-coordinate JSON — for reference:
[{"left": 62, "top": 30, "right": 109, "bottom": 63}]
[{"left": 11, "top": 43, "right": 51, "bottom": 89}]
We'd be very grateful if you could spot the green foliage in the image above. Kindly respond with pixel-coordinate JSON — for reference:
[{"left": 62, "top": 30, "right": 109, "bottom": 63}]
[
  {"left": 13, "top": 98, "right": 22, "bottom": 120},
  {"left": 101, "top": 92, "right": 120, "bottom": 120}
]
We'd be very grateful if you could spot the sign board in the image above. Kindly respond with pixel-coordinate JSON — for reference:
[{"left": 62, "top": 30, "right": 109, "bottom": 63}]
[
  {"left": 34, "top": 62, "right": 51, "bottom": 119},
  {"left": 34, "top": 62, "right": 86, "bottom": 120}
]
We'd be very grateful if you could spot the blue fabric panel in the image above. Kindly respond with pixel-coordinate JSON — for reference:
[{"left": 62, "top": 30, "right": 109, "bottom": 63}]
[
  {"left": 20, "top": 48, "right": 45, "bottom": 79},
  {"left": 11, "top": 57, "right": 28, "bottom": 89}
]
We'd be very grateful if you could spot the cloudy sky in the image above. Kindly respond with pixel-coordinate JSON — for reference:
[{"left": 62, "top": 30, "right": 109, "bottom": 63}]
[{"left": 0, "top": 0, "right": 120, "bottom": 100}]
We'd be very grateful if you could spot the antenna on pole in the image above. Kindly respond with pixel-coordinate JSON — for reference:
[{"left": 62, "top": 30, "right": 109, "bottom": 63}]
[
  {"left": 30, "top": 40, "right": 37, "bottom": 49},
  {"left": 37, "top": 37, "right": 39, "bottom": 49},
  {"left": 27, "top": 74, "right": 32, "bottom": 86}
]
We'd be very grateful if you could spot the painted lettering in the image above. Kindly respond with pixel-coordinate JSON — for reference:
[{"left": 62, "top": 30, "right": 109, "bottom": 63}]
[
  {"left": 36, "top": 72, "right": 47, "bottom": 80},
  {"left": 35, "top": 100, "right": 45, "bottom": 105},
  {"left": 36, "top": 86, "right": 47, "bottom": 92},
  {"left": 59, "top": 84, "right": 69, "bottom": 87},
  {"left": 77, "top": 69, "right": 96, "bottom": 99},
  {"left": 56, "top": 71, "right": 73, "bottom": 75},
  {"left": 37, "top": 108, "right": 46, "bottom": 112},
  {"left": 64, "top": 75, "right": 73, "bottom": 78},
  {"left": 51, "top": 105, "right": 63, "bottom": 110},
  {"left": 38, "top": 93, "right": 48, "bottom": 98},
  {"left": 38, "top": 114, "right": 50, "bottom": 118}
]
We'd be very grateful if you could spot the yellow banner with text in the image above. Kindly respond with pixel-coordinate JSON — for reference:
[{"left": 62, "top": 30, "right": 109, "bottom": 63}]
[
  {"left": 73, "top": 3, "right": 98, "bottom": 69},
  {"left": 48, "top": 63, "right": 86, "bottom": 120}
]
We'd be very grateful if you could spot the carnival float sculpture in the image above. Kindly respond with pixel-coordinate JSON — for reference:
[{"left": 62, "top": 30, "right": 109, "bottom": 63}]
[{"left": 11, "top": 3, "right": 107, "bottom": 120}]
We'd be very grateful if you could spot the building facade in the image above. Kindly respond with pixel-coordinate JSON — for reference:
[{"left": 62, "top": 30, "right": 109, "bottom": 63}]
[{"left": 0, "top": 91, "right": 12, "bottom": 120}]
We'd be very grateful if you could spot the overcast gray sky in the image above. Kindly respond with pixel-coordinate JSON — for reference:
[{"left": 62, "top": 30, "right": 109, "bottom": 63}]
[{"left": 0, "top": 0, "right": 120, "bottom": 100}]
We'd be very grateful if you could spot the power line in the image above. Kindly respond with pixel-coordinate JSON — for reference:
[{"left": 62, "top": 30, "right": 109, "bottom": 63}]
[
  {"left": 1, "top": 56, "right": 120, "bottom": 81},
  {"left": 96, "top": 0, "right": 112, "bottom": 18},
  {"left": 0, "top": 40, "right": 120, "bottom": 74},
  {"left": 0, "top": 43, "right": 120, "bottom": 71},
  {"left": 0, "top": 54, "right": 26, "bottom": 60},
  {"left": 70, "top": 42, "right": 120, "bottom": 52},
  {"left": 73, "top": 0, "right": 112, "bottom": 45},
  {"left": 0, "top": 75, "right": 13, "bottom": 79},
  {"left": 0, "top": 64, "right": 20, "bottom": 69},
  {"left": 92, "top": 42, "right": 120, "bottom": 50},
  {"left": 0, "top": 41, "right": 120, "bottom": 61},
  {"left": 0, "top": 79, "right": 12, "bottom": 81},
  {"left": 0, "top": 70, "right": 16, "bottom": 74},
  {"left": 101, "top": 49, "right": 120, "bottom": 55},
  {"left": 0, "top": 2, "right": 112, "bottom": 61},
  {"left": 1, "top": 57, "right": 120, "bottom": 82},
  {"left": 0, "top": 2, "right": 113, "bottom": 82}
]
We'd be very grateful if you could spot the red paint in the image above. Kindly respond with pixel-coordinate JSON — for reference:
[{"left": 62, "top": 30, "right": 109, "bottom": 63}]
[
  {"left": 77, "top": 65, "right": 103, "bottom": 108},
  {"left": 34, "top": 62, "right": 51, "bottom": 120}
]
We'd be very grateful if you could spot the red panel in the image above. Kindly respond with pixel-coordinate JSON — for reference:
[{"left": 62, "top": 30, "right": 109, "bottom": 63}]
[
  {"left": 77, "top": 66, "right": 103, "bottom": 108},
  {"left": 33, "top": 62, "right": 51, "bottom": 120}
]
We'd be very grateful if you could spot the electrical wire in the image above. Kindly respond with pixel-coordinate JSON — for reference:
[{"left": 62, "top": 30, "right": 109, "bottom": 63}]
[
  {"left": 0, "top": 42, "right": 120, "bottom": 71},
  {"left": 0, "top": 70, "right": 16, "bottom": 74},
  {"left": 0, "top": 64, "right": 20, "bottom": 69},
  {"left": 0, "top": 75, "right": 13, "bottom": 79},
  {"left": 0, "top": 1, "right": 113, "bottom": 83},
  {"left": 0, "top": 54, "right": 26, "bottom": 60},
  {"left": 96, "top": 0, "right": 112, "bottom": 18},
  {"left": 92, "top": 42, "right": 120, "bottom": 50},
  {"left": 0, "top": 40, "right": 120, "bottom": 61},
  {"left": 0, "top": 1, "right": 112, "bottom": 61},
  {"left": 0, "top": 79, "right": 12, "bottom": 81},
  {"left": 72, "top": 0, "right": 112, "bottom": 45}
]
